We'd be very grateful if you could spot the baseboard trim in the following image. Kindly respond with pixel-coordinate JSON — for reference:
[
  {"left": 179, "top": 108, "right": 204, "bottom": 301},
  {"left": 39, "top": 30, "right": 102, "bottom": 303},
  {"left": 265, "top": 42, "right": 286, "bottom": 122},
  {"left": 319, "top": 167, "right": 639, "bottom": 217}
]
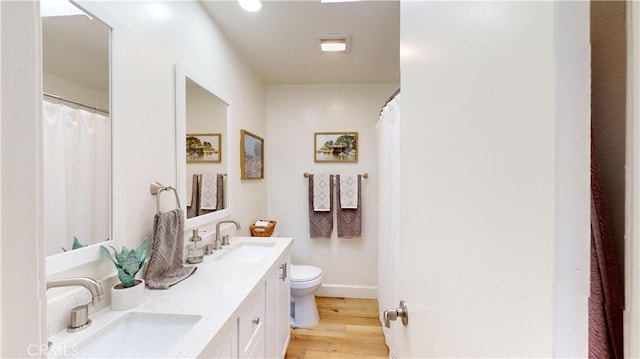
[{"left": 316, "top": 284, "right": 377, "bottom": 299}]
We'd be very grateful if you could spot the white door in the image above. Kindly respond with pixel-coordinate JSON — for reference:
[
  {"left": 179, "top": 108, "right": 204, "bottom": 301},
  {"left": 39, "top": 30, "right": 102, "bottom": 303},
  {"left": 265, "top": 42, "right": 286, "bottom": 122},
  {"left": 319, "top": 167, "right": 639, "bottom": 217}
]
[{"left": 390, "top": 1, "right": 590, "bottom": 357}]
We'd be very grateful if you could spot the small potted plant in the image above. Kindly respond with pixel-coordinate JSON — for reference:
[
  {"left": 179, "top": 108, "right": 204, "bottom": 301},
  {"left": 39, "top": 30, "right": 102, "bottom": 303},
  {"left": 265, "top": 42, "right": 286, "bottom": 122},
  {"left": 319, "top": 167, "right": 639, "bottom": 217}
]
[{"left": 100, "top": 237, "right": 149, "bottom": 311}]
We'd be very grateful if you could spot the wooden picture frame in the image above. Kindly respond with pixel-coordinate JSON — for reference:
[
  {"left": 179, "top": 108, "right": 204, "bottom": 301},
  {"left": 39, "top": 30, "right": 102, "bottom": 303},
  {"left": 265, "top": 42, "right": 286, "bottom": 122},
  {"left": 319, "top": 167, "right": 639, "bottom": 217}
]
[
  {"left": 314, "top": 132, "right": 358, "bottom": 163},
  {"left": 240, "top": 129, "right": 264, "bottom": 179},
  {"left": 186, "top": 133, "right": 221, "bottom": 163}
]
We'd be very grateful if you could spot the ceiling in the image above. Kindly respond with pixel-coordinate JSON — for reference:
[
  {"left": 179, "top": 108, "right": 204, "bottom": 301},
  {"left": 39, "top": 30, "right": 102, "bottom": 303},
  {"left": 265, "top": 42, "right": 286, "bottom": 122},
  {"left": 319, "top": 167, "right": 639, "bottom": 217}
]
[
  {"left": 42, "top": 1, "right": 400, "bottom": 91},
  {"left": 200, "top": 0, "right": 400, "bottom": 84}
]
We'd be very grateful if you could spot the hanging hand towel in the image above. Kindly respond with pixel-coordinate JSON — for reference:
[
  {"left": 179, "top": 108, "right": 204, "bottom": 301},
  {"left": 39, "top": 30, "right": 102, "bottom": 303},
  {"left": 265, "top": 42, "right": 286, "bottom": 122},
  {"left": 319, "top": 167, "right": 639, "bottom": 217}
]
[
  {"left": 339, "top": 174, "right": 359, "bottom": 209},
  {"left": 308, "top": 174, "right": 334, "bottom": 238},
  {"left": 186, "top": 172, "right": 194, "bottom": 206},
  {"left": 337, "top": 174, "right": 362, "bottom": 238},
  {"left": 200, "top": 173, "right": 225, "bottom": 215},
  {"left": 186, "top": 174, "right": 200, "bottom": 219},
  {"left": 200, "top": 173, "right": 217, "bottom": 210},
  {"left": 313, "top": 173, "right": 331, "bottom": 212},
  {"left": 216, "top": 173, "right": 225, "bottom": 210},
  {"left": 144, "top": 208, "right": 197, "bottom": 289}
]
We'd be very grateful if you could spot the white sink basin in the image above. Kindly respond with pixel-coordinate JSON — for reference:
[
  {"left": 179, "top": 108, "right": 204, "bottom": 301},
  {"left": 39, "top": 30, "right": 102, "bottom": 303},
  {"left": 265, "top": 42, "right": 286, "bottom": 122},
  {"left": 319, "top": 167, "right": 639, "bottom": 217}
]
[
  {"left": 72, "top": 312, "right": 200, "bottom": 358},
  {"left": 216, "top": 242, "right": 275, "bottom": 262}
]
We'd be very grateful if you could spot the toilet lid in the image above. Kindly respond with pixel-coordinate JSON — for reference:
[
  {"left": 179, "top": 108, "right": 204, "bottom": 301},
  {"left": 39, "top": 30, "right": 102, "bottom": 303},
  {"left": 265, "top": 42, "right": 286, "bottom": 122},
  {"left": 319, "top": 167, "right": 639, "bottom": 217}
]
[{"left": 290, "top": 265, "right": 322, "bottom": 282}]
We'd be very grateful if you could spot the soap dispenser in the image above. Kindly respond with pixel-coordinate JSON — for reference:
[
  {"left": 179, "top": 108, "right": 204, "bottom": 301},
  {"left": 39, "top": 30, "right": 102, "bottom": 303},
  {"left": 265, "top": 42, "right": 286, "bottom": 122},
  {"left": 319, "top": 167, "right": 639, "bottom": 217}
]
[{"left": 187, "top": 229, "right": 204, "bottom": 264}]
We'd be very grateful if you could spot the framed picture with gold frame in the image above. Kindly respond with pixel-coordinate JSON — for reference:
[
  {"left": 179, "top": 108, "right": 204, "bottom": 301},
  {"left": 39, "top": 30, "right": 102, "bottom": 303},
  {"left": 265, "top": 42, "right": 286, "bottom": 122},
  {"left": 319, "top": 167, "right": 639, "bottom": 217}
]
[
  {"left": 240, "top": 129, "right": 264, "bottom": 179},
  {"left": 186, "top": 133, "right": 221, "bottom": 163},
  {"left": 314, "top": 132, "right": 358, "bottom": 163}
]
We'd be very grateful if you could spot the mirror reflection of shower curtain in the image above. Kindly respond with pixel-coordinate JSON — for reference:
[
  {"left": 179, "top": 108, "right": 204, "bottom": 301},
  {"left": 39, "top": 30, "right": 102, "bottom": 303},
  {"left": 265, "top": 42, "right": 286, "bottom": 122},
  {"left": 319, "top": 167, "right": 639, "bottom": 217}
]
[
  {"left": 376, "top": 93, "right": 400, "bottom": 358},
  {"left": 42, "top": 100, "right": 110, "bottom": 256}
]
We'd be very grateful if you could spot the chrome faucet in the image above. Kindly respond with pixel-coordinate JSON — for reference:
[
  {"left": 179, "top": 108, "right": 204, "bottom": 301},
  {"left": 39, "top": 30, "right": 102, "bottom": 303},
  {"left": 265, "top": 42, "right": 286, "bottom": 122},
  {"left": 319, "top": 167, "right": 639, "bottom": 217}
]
[
  {"left": 46, "top": 277, "right": 104, "bottom": 332},
  {"left": 215, "top": 219, "right": 241, "bottom": 249}
]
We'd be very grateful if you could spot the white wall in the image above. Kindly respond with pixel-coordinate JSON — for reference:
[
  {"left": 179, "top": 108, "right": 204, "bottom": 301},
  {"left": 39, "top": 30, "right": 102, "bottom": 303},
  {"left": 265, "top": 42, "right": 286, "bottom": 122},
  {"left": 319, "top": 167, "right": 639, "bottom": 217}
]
[
  {"left": 1, "top": 1, "right": 47, "bottom": 357},
  {"left": 266, "top": 84, "right": 397, "bottom": 298},
  {"left": 43, "top": 73, "right": 109, "bottom": 110},
  {"left": 90, "top": 1, "right": 265, "bottom": 249},
  {"left": 0, "top": 1, "right": 3, "bottom": 354},
  {"left": 398, "top": 1, "right": 589, "bottom": 356},
  {"left": 626, "top": 4, "right": 640, "bottom": 357}
]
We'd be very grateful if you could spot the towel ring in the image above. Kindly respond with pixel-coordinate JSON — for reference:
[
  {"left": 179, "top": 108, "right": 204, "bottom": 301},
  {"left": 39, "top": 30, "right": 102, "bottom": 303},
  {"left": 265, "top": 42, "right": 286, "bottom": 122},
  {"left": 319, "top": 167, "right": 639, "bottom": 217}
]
[{"left": 150, "top": 182, "right": 182, "bottom": 214}]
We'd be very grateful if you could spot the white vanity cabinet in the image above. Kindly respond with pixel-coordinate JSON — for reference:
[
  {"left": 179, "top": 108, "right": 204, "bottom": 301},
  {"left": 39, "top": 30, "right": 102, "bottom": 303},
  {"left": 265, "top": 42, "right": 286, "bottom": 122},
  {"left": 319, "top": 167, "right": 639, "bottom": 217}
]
[
  {"left": 266, "top": 249, "right": 291, "bottom": 358},
  {"left": 203, "top": 243, "right": 291, "bottom": 359}
]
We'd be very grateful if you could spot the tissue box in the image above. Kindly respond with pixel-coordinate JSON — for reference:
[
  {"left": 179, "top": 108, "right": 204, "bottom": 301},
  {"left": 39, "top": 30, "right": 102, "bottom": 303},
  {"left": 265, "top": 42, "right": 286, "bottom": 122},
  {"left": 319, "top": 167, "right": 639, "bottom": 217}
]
[{"left": 250, "top": 220, "right": 277, "bottom": 237}]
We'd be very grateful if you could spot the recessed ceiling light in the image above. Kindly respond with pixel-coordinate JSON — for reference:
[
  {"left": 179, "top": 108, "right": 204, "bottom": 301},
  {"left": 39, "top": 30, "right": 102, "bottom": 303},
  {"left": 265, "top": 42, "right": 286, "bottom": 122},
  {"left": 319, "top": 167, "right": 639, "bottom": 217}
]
[
  {"left": 238, "top": 0, "right": 262, "bottom": 12},
  {"left": 318, "top": 34, "right": 351, "bottom": 53},
  {"left": 321, "top": 40, "right": 347, "bottom": 52}
]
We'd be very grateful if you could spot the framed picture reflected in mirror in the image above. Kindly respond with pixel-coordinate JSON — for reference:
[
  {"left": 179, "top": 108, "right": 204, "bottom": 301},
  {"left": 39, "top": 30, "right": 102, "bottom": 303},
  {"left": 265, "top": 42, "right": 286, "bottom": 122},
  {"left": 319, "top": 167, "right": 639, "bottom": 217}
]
[{"left": 187, "top": 133, "right": 221, "bottom": 163}]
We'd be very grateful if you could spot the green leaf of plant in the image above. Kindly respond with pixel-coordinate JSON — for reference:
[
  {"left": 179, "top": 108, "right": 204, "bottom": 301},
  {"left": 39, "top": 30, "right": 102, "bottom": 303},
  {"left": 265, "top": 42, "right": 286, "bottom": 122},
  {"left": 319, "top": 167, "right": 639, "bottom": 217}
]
[
  {"left": 122, "top": 250, "right": 140, "bottom": 278},
  {"left": 136, "top": 237, "right": 149, "bottom": 267},
  {"left": 72, "top": 237, "right": 86, "bottom": 250},
  {"left": 120, "top": 246, "right": 130, "bottom": 260},
  {"left": 100, "top": 246, "right": 119, "bottom": 267},
  {"left": 110, "top": 245, "right": 125, "bottom": 264},
  {"left": 117, "top": 267, "right": 135, "bottom": 288}
]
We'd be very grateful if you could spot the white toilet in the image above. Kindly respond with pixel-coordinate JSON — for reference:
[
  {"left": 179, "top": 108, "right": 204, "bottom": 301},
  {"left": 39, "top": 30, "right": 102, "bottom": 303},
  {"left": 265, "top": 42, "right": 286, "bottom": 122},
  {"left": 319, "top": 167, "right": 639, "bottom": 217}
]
[{"left": 290, "top": 264, "right": 324, "bottom": 328}]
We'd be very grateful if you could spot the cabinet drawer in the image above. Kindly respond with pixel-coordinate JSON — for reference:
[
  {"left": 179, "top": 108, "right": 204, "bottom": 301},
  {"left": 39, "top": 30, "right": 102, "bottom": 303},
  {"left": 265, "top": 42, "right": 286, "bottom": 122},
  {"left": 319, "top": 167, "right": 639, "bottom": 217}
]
[{"left": 238, "top": 285, "right": 265, "bottom": 356}]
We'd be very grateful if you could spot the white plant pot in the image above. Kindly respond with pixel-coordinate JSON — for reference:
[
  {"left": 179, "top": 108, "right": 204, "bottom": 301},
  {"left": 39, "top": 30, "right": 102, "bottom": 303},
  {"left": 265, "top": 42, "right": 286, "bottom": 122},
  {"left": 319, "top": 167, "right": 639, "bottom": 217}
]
[{"left": 111, "top": 279, "right": 145, "bottom": 311}]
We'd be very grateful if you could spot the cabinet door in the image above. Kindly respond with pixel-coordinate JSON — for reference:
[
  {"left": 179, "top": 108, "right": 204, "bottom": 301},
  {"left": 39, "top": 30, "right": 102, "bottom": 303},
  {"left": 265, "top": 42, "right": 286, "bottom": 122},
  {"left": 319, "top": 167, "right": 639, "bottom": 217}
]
[
  {"left": 239, "top": 284, "right": 266, "bottom": 358},
  {"left": 266, "top": 252, "right": 291, "bottom": 359},
  {"left": 199, "top": 321, "right": 238, "bottom": 359},
  {"left": 277, "top": 255, "right": 291, "bottom": 357}
]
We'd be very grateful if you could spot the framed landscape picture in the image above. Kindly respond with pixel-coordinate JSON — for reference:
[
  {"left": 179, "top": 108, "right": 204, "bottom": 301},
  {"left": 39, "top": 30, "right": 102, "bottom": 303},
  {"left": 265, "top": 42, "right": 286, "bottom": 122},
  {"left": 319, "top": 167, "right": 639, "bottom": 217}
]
[
  {"left": 314, "top": 132, "right": 358, "bottom": 163},
  {"left": 186, "top": 133, "right": 221, "bottom": 163},
  {"left": 240, "top": 129, "right": 264, "bottom": 179}
]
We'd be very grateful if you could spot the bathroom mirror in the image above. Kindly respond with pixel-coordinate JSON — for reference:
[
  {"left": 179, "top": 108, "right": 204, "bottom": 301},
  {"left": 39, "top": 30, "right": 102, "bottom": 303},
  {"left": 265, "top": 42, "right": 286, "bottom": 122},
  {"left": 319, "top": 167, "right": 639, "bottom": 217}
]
[
  {"left": 175, "top": 63, "right": 231, "bottom": 230},
  {"left": 43, "top": 0, "right": 113, "bottom": 275}
]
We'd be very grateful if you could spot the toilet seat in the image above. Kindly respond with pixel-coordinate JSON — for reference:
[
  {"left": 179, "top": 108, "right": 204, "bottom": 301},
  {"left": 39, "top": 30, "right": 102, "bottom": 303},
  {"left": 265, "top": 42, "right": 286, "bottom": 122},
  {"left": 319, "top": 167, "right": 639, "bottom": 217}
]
[{"left": 291, "top": 265, "right": 322, "bottom": 282}]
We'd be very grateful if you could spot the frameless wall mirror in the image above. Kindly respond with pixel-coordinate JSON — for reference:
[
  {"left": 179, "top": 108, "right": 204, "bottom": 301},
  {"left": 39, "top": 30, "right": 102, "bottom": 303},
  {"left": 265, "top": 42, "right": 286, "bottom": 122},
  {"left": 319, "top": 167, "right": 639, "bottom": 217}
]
[
  {"left": 42, "top": 0, "right": 112, "bottom": 275},
  {"left": 176, "top": 63, "right": 231, "bottom": 230}
]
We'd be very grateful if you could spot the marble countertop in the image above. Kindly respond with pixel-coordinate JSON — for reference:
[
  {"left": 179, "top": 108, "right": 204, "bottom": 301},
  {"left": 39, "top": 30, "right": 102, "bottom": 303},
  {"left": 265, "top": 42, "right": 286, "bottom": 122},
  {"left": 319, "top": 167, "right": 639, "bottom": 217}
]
[{"left": 48, "top": 236, "right": 293, "bottom": 358}]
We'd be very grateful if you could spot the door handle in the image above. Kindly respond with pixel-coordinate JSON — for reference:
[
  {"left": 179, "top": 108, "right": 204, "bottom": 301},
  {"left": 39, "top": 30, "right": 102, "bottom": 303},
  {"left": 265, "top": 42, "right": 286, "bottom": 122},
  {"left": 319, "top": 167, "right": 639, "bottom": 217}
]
[
  {"left": 279, "top": 262, "right": 287, "bottom": 281},
  {"left": 383, "top": 300, "right": 408, "bottom": 328}
]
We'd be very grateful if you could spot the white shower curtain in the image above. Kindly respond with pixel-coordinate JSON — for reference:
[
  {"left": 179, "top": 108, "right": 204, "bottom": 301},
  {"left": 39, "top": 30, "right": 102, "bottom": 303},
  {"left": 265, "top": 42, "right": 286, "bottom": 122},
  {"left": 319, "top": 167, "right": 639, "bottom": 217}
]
[
  {"left": 376, "top": 93, "right": 401, "bottom": 358},
  {"left": 43, "top": 100, "right": 110, "bottom": 256}
]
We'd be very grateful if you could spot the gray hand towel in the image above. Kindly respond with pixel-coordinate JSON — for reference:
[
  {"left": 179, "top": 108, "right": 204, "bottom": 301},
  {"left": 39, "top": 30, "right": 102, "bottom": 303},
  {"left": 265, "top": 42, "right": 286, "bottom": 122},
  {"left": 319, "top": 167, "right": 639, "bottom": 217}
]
[
  {"left": 144, "top": 208, "right": 196, "bottom": 289},
  {"left": 308, "top": 174, "right": 334, "bottom": 238},
  {"left": 187, "top": 174, "right": 200, "bottom": 219},
  {"left": 336, "top": 174, "right": 362, "bottom": 238}
]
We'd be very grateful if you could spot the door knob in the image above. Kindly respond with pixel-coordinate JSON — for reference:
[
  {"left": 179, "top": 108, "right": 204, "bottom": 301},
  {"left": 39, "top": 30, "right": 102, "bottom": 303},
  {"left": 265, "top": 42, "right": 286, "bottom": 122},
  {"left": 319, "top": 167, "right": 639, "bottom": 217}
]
[{"left": 383, "top": 300, "right": 408, "bottom": 328}]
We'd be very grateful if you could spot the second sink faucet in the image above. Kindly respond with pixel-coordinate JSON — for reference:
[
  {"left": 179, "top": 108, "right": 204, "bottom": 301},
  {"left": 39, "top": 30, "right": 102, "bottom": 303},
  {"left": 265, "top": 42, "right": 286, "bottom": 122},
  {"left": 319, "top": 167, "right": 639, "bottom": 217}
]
[{"left": 215, "top": 219, "right": 241, "bottom": 249}]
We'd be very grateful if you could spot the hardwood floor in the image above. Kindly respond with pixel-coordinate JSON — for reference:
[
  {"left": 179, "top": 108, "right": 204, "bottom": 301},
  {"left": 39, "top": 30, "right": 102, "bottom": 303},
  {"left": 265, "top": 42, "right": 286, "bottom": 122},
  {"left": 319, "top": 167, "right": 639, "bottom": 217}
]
[{"left": 285, "top": 297, "right": 389, "bottom": 359}]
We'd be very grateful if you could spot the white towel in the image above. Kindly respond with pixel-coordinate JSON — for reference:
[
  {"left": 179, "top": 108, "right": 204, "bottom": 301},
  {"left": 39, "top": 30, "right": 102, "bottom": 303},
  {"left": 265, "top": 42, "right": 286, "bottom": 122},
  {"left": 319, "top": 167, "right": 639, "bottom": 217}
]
[
  {"left": 340, "top": 174, "right": 359, "bottom": 209},
  {"left": 313, "top": 173, "right": 331, "bottom": 212},
  {"left": 200, "top": 173, "right": 217, "bottom": 210}
]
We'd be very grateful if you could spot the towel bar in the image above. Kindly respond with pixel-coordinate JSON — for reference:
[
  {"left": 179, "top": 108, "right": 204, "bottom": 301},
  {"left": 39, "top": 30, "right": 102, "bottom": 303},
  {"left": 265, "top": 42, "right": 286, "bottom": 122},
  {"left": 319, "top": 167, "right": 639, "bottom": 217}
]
[
  {"left": 150, "top": 182, "right": 182, "bottom": 214},
  {"left": 303, "top": 172, "right": 368, "bottom": 179}
]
